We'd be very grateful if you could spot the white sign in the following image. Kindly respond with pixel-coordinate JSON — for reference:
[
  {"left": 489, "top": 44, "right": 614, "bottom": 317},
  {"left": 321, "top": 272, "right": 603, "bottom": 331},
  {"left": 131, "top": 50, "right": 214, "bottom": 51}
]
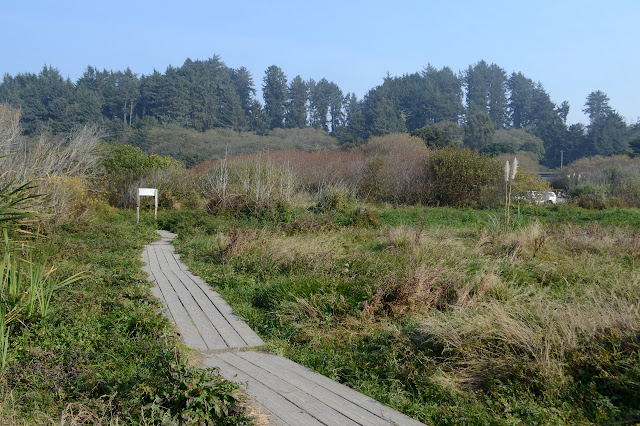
[
  {"left": 138, "top": 188, "right": 157, "bottom": 197},
  {"left": 137, "top": 188, "right": 158, "bottom": 223}
]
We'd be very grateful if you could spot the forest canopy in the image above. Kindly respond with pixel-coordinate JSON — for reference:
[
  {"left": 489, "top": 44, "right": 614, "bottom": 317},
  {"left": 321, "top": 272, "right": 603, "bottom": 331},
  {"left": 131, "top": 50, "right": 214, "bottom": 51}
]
[{"left": 1, "top": 56, "right": 637, "bottom": 168}]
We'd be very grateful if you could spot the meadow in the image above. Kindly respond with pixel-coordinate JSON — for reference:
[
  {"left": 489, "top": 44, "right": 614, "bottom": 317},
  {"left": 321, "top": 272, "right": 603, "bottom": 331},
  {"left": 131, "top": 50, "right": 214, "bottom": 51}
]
[
  {"left": 1, "top": 103, "right": 639, "bottom": 423},
  {"left": 159, "top": 204, "right": 640, "bottom": 424}
]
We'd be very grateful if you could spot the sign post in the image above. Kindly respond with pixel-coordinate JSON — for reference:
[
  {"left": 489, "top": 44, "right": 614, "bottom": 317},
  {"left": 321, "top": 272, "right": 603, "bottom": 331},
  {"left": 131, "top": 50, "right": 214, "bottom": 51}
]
[{"left": 137, "top": 188, "right": 158, "bottom": 223}]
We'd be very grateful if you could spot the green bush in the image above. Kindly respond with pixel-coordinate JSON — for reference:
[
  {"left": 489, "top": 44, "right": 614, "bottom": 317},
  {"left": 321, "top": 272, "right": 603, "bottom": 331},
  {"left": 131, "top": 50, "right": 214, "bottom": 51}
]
[
  {"left": 428, "top": 147, "right": 502, "bottom": 207},
  {"left": 570, "top": 183, "right": 610, "bottom": 209},
  {"left": 102, "top": 143, "right": 182, "bottom": 207}
]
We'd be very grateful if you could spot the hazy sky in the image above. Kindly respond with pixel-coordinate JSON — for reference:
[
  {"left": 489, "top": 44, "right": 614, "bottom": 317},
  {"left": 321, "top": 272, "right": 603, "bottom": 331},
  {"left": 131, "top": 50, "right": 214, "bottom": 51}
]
[{"left": 2, "top": 0, "right": 638, "bottom": 125}]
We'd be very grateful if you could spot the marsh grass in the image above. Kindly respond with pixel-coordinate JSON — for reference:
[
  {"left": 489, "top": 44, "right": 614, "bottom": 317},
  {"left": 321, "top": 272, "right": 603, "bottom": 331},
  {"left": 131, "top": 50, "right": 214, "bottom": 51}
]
[{"left": 166, "top": 205, "right": 640, "bottom": 424}]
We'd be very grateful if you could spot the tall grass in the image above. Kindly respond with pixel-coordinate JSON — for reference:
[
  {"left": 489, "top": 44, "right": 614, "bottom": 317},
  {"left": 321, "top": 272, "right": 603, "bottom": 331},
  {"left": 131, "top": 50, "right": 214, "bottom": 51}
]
[{"left": 165, "top": 206, "right": 640, "bottom": 424}]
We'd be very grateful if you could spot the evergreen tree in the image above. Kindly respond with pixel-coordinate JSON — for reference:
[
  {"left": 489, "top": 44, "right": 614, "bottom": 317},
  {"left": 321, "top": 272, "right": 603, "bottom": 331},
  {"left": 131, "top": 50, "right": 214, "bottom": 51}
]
[
  {"left": 361, "top": 77, "right": 407, "bottom": 137},
  {"left": 487, "top": 64, "right": 508, "bottom": 129},
  {"left": 463, "top": 112, "right": 494, "bottom": 150},
  {"left": 583, "top": 92, "right": 628, "bottom": 156},
  {"left": 262, "top": 65, "right": 288, "bottom": 129},
  {"left": 464, "top": 60, "right": 490, "bottom": 116},
  {"left": 507, "top": 72, "right": 535, "bottom": 128},
  {"left": 308, "top": 78, "right": 331, "bottom": 130},
  {"left": 336, "top": 92, "right": 365, "bottom": 146},
  {"left": 427, "top": 66, "right": 464, "bottom": 124},
  {"left": 285, "top": 75, "right": 307, "bottom": 128},
  {"left": 327, "top": 81, "right": 344, "bottom": 132},
  {"left": 583, "top": 90, "right": 612, "bottom": 125},
  {"left": 231, "top": 66, "right": 256, "bottom": 117}
]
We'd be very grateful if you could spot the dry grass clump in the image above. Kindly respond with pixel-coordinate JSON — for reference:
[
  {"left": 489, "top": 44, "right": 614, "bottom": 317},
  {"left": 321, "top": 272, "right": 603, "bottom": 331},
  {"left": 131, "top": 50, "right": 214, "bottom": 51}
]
[
  {"left": 262, "top": 232, "right": 345, "bottom": 273},
  {"left": 363, "top": 227, "right": 501, "bottom": 317},
  {"left": 411, "top": 220, "right": 640, "bottom": 390},
  {"left": 490, "top": 220, "right": 549, "bottom": 259},
  {"left": 416, "top": 288, "right": 639, "bottom": 387},
  {"left": 559, "top": 223, "right": 640, "bottom": 258}
]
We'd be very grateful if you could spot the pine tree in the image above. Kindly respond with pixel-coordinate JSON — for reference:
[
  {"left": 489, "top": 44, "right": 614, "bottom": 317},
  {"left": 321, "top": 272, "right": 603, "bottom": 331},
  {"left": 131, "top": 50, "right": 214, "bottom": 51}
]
[{"left": 262, "top": 65, "right": 288, "bottom": 129}]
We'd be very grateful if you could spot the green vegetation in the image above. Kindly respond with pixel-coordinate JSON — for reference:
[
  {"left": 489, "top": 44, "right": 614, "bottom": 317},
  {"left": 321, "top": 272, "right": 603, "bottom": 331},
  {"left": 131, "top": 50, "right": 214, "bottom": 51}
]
[
  {"left": 1, "top": 71, "right": 639, "bottom": 422},
  {"left": 0, "top": 207, "right": 249, "bottom": 424},
  {"left": 0, "top": 114, "right": 250, "bottom": 423},
  {"left": 160, "top": 204, "right": 640, "bottom": 424}
]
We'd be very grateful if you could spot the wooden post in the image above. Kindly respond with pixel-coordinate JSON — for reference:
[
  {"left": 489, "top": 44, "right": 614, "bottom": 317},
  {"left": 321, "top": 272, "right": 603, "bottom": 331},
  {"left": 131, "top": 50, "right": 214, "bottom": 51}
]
[{"left": 137, "top": 191, "right": 141, "bottom": 223}]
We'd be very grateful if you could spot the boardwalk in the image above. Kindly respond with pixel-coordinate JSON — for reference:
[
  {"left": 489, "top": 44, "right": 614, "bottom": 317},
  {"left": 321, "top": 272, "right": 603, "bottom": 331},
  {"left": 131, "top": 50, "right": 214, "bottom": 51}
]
[{"left": 143, "top": 231, "right": 423, "bottom": 426}]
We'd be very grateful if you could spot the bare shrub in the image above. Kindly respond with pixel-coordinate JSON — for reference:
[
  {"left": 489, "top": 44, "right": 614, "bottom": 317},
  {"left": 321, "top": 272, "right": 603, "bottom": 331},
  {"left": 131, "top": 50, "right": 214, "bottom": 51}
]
[
  {"left": 357, "top": 134, "right": 431, "bottom": 204},
  {"left": 356, "top": 133, "right": 427, "bottom": 156},
  {"left": 10, "top": 125, "right": 104, "bottom": 184},
  {"left": 203, "top": 155, "right": 295, "bottom": 215},
  {"left": 0, "top": 105, "right": 22, "bottom": 157},
  {"left": 0, "top": 113, "right": 105, "bottom": 223}
]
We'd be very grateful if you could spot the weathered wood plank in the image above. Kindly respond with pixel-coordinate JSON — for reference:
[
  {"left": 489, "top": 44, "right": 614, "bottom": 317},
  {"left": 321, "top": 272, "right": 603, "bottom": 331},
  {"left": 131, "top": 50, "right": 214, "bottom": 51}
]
[
  {"left": 154, "top": 244, "right": 228, "bottom": 350},
  {"left": 159, "top": 247, "right": 264, "bottom": 347},
  {"left": 214, "top": 352, "right": 358, "bottom": 426},
  {"left": 145, "top": 245, "right": 207, "bottom": 350},
  {"left": 255, "top": 353, "right": 424, "bottom": 426},
  {"left": 158, "top": 247, "right": 249, "bottom": 348},
  {"left": 238, "top": 351, "right": 392, "bottom": 426},
  {"left": 204, "top": 354, "right": 322, "bottom": 426},
  {"left": 199, "top": 289, "right": 265, "bottom": 347}
]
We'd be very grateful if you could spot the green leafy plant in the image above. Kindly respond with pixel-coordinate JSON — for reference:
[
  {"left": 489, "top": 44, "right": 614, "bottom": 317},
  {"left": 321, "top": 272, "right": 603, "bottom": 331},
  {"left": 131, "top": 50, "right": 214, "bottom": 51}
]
[{"left": 140, "top": 348, "right": 247, "bottom": 425}]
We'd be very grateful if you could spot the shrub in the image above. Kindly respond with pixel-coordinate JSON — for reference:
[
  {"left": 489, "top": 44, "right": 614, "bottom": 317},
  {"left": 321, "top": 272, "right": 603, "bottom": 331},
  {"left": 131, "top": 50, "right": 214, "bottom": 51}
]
[
  {"left": 358, "top": 133, "right": 427, "bottom": 156},
  {"left": 203, "top": 156, "right": 295, "bottom": 219},
  {"left": 428, "top": 147, "right": 502, "bottom": 207},
  {"left": 102, "top": 143, "right": 182, "bottom": 207},
  {"left": 316, "top": 184, "right": 357, "bottom": 212},
  {"left": 554, "top": 155, "right": 640, "bottom": 208},
  {"left": 357, "top": 134, "right": 431, "bottom": 205},
  {"left": 133, "top": 167, "right": 206, "bottom": 211}
]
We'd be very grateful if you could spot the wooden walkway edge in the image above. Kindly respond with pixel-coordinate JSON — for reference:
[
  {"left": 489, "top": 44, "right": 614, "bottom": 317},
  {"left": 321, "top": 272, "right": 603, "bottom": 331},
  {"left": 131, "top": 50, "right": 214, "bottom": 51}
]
[{"left": 142, "top": 230, "right": 424, "bottom": 426}]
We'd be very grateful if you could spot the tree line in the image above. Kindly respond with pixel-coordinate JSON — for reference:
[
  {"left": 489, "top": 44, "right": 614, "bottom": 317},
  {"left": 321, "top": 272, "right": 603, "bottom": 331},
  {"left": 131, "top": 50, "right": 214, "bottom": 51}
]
[{"left": 1, "top": 56, "right": 637, "bottom": 167}]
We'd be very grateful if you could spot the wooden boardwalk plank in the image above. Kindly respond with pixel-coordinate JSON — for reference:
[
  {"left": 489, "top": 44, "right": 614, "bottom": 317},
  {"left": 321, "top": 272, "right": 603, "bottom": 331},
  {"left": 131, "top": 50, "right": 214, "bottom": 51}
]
[
  {"left": 215, "top": 352, "right": 358, "bottom": 426},
  {"left": 159, "top": 244, "right": 264, "bottom": 347},
  {"left": 198, "top": 289, "right": 265, "bottom": 347},
  {"left": 157, "top": 246, "right": 248, "bottom": 348},
  {"left": 142, "top": 234, "right": 263, "bottom": 350},
  {"left": 145, "top": 245, "right": 207, "bottom": 350},
  {"left": 153, "top": 244, "right": 228, "bottom": 350},
  {"left": 204, "top": 354, "right": 322, "bottom": 426},
  {"left": 238, "top": 351, "right": 392, "bottom": 426},
  {"left": 254, "top": 353, "right": 424, "bottom": 426}
]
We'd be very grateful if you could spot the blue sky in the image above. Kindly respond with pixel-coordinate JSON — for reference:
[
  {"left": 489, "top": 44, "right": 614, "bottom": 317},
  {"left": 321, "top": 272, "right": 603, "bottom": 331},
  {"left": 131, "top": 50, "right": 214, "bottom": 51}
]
[{"left": 2, "top": 0, "right": 638, "bottom": 125}]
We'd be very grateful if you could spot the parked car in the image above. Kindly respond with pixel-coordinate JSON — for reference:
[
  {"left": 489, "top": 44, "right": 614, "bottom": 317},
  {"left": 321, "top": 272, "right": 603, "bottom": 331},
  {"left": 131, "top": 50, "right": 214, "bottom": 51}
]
[{"left": 517, "top": 191, "right": 557, "bottom": 205}]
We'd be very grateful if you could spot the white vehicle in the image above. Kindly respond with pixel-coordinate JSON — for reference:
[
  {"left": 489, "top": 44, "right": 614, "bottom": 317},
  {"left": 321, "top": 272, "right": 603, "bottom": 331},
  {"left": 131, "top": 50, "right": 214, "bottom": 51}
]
[{"left": 518, "top": 191, "right": 557, "bottom": 205}]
